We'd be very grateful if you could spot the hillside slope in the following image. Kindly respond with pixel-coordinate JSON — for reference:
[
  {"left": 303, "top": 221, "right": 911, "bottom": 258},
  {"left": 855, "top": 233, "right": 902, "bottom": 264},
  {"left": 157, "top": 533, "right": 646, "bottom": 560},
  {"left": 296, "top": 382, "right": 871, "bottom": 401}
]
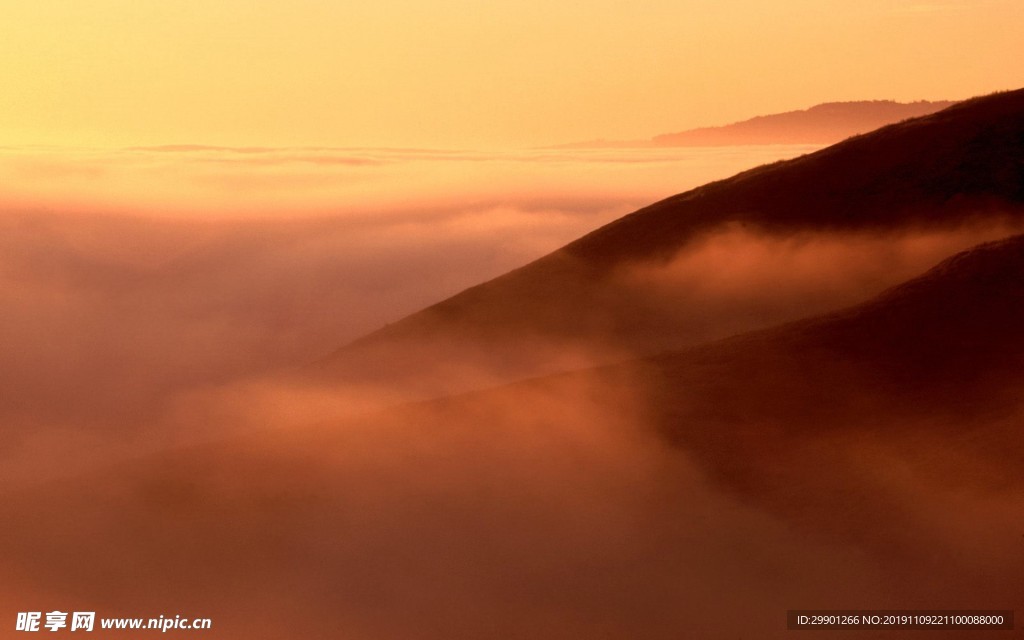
[
  {"left": 4, "top": 236, "right": 1023, "bottom": 639},
  {"left": 641, "top": 233, "right": 1024, "bottom": 516},
  {"left": 316, "top": 89, "right": 1024, "bottom": 396}
]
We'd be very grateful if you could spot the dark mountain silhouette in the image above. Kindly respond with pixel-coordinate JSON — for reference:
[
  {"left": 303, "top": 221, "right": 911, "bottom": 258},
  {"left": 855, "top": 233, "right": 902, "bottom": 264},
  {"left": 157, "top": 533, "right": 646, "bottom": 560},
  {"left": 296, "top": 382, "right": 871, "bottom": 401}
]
[
  {"left": 315, "top": 89, "right": 1024, "bottom": 396},
  {"left": 574, "top": 92, "right": 1022, "bottom": 264},
  {"left": 556, "top": 99, "right": 954, "bottom": 148},
  {"left": 4, "top": 236, "right": 1023, "bottom": 639}
]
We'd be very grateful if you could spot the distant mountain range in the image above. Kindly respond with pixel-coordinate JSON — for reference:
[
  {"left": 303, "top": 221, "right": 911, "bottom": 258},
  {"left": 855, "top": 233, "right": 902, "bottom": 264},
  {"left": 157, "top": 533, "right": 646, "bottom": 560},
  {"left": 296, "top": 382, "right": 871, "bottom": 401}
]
[{"left": 557, "top": 100, "right": 955, "bottom": 148}]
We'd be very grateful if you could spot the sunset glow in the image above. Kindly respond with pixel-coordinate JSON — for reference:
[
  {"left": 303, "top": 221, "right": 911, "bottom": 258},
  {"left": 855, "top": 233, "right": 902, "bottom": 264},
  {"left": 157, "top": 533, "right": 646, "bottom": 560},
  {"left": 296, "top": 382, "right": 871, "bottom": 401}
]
[
  {"left": 1, "top": 0, "right": 1020, "bottom": 149},
  {"left": 3, "top": 2, "right": 1023, "bottom": 639}
]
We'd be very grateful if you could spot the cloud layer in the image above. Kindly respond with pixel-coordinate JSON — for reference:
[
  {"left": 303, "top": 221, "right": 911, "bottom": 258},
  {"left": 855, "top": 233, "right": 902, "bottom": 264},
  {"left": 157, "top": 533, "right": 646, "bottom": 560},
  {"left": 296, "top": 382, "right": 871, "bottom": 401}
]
[{"left": 2, "top": 144, "right": 1021, "bottom": 639}]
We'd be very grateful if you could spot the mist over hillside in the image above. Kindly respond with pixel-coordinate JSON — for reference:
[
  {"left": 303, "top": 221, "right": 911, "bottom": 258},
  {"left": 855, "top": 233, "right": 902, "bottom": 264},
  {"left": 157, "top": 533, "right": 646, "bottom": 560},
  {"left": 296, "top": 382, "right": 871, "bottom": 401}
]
[
  {"left": 317, "top": 90, "right": 1024, "bottom": 400},
  {"left": 2, "top": 89, "right": 1023, "bottom": 639},
  {"left": 4, "top": 234, "right": 1022, "bottom": 640}
]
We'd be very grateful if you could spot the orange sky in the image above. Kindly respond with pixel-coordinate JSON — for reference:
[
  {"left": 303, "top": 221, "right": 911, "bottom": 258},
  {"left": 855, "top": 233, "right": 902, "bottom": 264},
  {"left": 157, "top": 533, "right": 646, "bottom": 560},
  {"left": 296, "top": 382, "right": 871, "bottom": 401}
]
[{"left": 0, "top": 0, "right": 1021, "bottom": 149}]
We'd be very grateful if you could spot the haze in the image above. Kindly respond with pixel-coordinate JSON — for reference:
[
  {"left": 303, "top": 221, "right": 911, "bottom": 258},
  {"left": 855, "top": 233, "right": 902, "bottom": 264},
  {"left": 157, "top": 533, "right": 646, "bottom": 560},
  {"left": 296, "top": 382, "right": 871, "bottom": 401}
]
[
  {"left": 1, "top": 0, "right": 1021, "bottom": 149},
  {"left": 2, "top": 2, "right": 1022, "bottom": 638}
]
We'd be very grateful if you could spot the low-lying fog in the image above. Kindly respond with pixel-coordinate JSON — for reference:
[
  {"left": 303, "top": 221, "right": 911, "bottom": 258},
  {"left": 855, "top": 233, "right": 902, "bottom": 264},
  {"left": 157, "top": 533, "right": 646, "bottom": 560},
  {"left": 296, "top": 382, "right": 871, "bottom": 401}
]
[{"left": 2, "top": 143, "right": 1021, "bottom": 640}]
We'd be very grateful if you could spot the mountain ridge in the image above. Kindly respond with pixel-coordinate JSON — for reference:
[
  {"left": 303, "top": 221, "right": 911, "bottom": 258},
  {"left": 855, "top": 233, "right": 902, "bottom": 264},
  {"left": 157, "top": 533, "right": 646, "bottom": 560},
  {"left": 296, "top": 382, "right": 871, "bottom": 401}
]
[{"left": 317, "top": 88, "right": 1024, "bottom": 397}]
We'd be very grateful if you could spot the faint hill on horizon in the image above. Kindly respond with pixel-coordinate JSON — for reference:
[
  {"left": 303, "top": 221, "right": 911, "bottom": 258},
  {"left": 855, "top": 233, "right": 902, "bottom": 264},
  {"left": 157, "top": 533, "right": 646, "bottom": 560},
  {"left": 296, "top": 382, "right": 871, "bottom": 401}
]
[{"left": 558, "top": 99, "right": 955, "bottom": 148}]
